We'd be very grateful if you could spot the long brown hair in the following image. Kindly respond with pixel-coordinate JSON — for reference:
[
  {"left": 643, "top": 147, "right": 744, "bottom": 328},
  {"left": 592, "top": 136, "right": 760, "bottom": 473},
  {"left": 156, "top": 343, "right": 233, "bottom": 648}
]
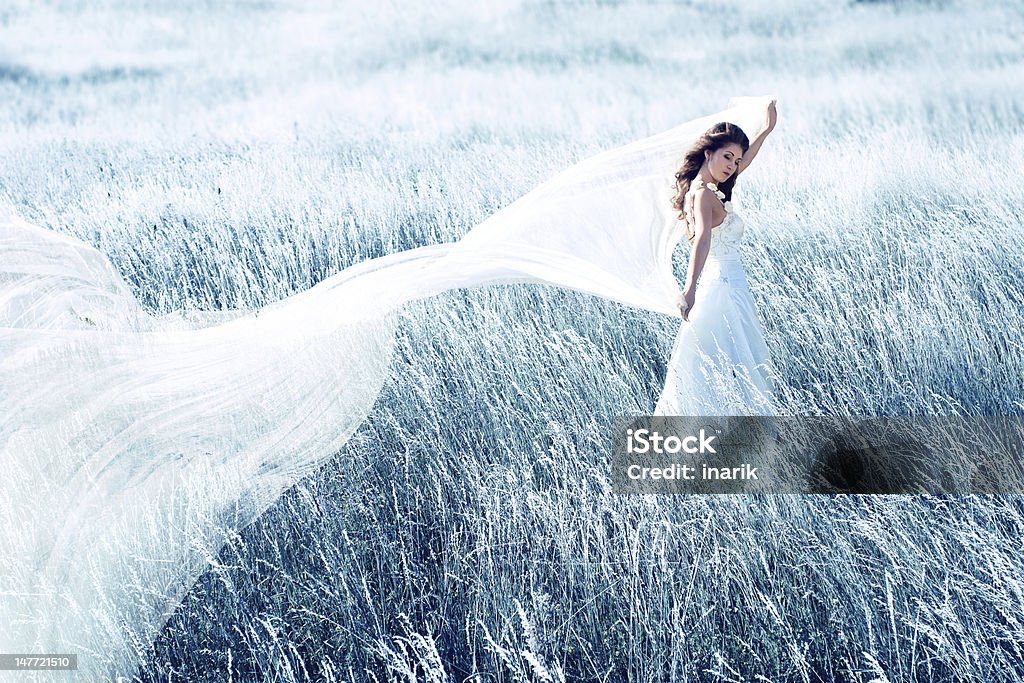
[{"left": 671, "top": 122, "right": 750, "bottom": 227}]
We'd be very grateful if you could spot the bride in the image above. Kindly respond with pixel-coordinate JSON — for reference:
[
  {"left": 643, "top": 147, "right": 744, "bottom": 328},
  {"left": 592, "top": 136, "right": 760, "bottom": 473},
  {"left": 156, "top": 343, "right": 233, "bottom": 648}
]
[
  {"left": 655, "top": 101, "right": 780, "bottom": 416},
  {"left": 0, "top": 96, "right": 778, "bottom": 676}
]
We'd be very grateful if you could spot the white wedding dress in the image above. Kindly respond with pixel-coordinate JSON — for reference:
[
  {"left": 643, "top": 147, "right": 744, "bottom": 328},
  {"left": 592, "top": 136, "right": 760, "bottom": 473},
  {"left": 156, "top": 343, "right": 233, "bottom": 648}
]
[{"left": 654, "top": 183, "right": 778, "bottom": 416}]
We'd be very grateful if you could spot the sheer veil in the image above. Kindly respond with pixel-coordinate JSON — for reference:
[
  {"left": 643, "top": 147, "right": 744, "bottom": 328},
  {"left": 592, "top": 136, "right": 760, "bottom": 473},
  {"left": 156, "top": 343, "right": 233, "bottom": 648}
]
[{"left": 0, "top": 96, "right": 771, "bottom": 675}]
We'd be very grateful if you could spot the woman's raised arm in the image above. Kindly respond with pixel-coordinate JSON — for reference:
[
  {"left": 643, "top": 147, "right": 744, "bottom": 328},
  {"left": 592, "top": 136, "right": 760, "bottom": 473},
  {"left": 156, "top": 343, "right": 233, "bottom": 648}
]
[{"left": 736, "top": 99, "right": 777, "bottom": 177}]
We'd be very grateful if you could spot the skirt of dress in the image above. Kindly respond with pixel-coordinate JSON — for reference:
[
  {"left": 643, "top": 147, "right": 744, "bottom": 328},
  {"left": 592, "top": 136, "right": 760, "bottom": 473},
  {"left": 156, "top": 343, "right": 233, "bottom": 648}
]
[{"left": 654, "top": 256, "right": 778, "bottom": 416}]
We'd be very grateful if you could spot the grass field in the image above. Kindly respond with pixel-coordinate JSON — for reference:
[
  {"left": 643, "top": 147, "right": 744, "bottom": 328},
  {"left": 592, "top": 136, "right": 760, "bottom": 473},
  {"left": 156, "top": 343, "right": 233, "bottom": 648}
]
[{"left": 3, "top": 0, "right": 1024, "bottom": 680}]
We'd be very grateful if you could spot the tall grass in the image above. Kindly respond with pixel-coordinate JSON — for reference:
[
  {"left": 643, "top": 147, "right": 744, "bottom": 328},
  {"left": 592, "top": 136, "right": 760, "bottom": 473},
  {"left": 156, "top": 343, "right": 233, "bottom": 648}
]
[{"left": 3, "top": 0, "right": 1024, "bottom": 679}]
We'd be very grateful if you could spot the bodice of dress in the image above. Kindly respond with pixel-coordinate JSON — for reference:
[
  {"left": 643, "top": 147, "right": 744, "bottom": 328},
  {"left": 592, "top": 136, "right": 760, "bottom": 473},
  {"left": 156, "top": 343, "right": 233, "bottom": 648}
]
[
  {"left": 684, "top": 197, "right": 745, "bottom": 263},
  {"left": 701, "top": 209, "right": 744, "bottom": 262},
  {"left": 681, "top": 178, "right": 748, "bottom": 286}
]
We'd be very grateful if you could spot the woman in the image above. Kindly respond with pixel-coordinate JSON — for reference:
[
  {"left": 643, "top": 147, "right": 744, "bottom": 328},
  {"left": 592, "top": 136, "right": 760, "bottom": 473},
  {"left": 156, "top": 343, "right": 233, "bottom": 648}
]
[{"left": 655, "top": 102, "right": 779, "bottom": 416}]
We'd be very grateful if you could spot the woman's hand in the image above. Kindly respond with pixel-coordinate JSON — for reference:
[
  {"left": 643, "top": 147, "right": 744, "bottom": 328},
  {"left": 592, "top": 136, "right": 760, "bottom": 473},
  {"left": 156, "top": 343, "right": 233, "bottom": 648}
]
[
  {"left": 679, "top": 288, "right": 696, "bottom": 321},
  {"left": 765, "top": 99, "right": 777, "bottom": 133}
]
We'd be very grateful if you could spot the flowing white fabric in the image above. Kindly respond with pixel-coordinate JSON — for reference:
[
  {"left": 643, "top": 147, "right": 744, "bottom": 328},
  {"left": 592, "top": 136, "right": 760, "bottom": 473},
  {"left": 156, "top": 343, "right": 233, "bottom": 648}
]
[{"left": 0, "top": 96, "right": 773, "bottom": 677}]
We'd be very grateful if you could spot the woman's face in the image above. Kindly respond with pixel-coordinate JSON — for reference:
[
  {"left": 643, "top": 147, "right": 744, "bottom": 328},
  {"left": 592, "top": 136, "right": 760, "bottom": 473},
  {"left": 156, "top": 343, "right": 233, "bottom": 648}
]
[{"left": 705, "top": 143, "right": 744, "bottom": 183}]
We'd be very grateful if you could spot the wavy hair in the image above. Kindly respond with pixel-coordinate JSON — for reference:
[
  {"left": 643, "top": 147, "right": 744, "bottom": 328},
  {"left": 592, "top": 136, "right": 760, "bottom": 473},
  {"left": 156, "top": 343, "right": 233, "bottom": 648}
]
[{"left": 671, "top": 122, "right": 750, "bottom": 234}]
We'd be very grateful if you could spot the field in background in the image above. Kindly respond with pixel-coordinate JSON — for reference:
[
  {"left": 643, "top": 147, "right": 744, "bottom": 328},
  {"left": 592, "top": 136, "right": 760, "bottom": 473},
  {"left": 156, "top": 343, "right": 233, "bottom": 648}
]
[{"left": 3, "top": 0, "right": 1024, "bottom": 680}]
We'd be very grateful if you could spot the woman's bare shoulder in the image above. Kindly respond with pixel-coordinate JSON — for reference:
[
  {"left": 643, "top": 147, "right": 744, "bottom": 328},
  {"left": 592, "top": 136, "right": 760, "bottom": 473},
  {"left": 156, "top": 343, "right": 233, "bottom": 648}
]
[{"left": 691, "top": 187, "right": 720, "bottom": 210}]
